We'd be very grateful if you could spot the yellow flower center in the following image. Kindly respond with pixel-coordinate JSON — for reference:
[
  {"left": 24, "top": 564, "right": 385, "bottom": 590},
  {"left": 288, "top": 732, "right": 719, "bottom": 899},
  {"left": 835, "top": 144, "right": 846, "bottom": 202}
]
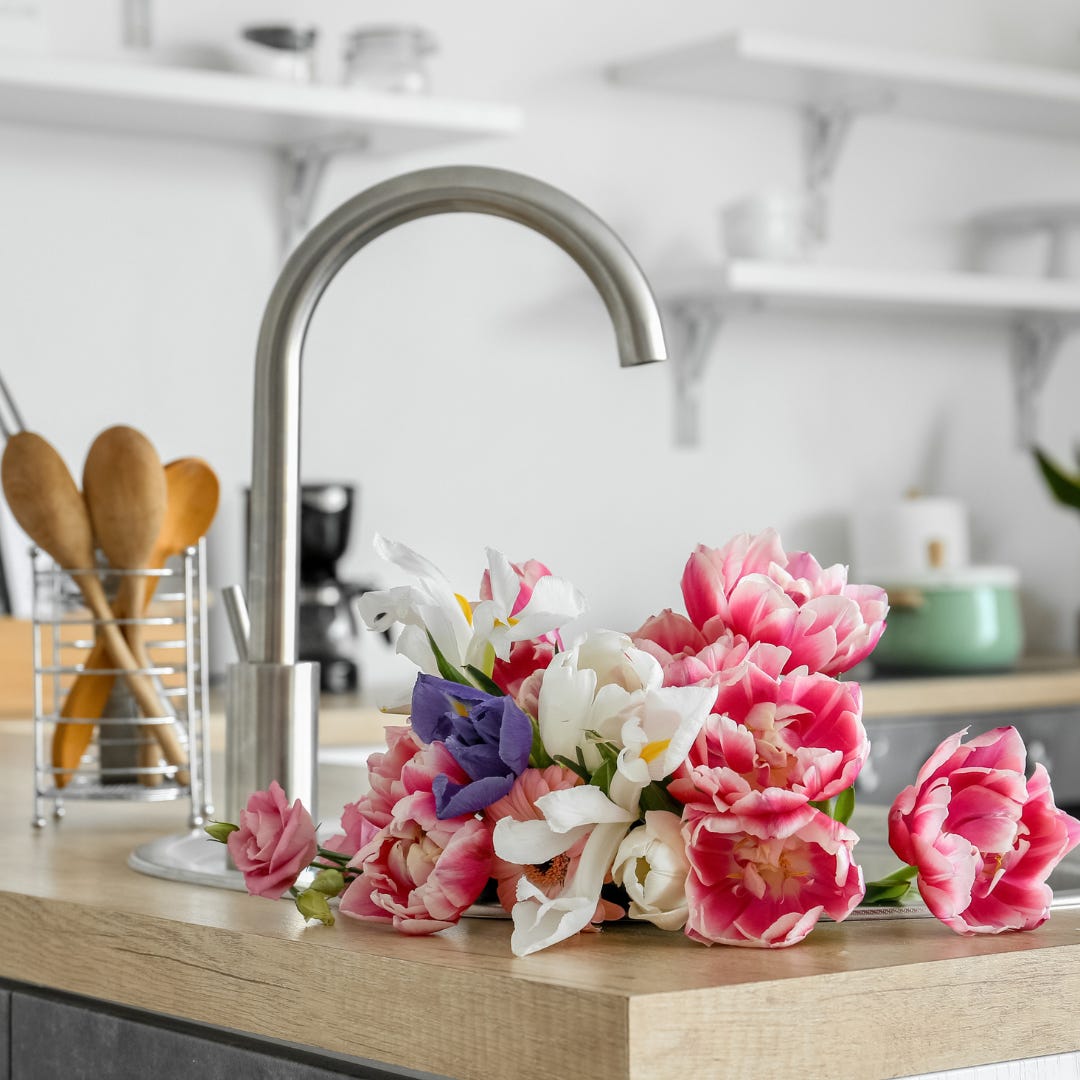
[
  {"left": 455, "top": 594, "right": 473, "bottom": 625},
  {"left": 640, "top": 738, "right": 671, "bottom": 765}
]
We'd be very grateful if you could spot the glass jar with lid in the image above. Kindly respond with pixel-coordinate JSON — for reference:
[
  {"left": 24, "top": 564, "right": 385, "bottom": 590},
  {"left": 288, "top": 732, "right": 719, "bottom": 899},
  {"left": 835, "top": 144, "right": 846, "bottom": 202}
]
[{"left": 342, "top": 25, "right": 438, "bottom": 94}]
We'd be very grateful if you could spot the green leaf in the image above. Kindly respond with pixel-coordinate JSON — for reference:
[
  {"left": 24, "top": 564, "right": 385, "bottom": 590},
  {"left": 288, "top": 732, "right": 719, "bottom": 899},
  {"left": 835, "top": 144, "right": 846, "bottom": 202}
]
[
  {"left": 860, "top": 865, "right": 919, "bottom": 907},
  {"left": 589, "top": 757, "right": 617, "bottom": 796},
  {"left": 1034, "top": 446, "right": 1080, "bottom": 511},
  {"left": 833, "top": 785, "right": 856, "bottom": 825},
  {"left": 592, "top": 740, "right": 620, "bottom": 766},
  {"left": 639, "top": 781, "right": 682, "bottom": 816},
  {"left": 809, "top": 788, "right": 856, "bottom": 825},
  {"left": 465, "top": 664, "right": 504, "bottom": 696},
  {"left": 553, "top": 755, "right": 590, "bottom": 782},
  {"left": 529, "top": 718, "right": 554, "bottom": 769},
  {"left": 425, "top": 631, "right": 474, "bottom": 687}
]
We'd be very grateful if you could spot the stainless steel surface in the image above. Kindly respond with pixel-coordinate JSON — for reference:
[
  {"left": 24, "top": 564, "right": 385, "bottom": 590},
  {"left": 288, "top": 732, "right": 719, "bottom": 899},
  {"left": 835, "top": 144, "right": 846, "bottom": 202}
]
[
  {"left": 129, "top": 828, "right": 315, "bottom": 891},
  {"left": 32, "top": 546, "right": 211, "bottom": 829},
  {"left": 230, "top": 165, "right": 668, "bottom": 825},
  {"left": 225, "top": 660, "right": 318, "bottom": 823},
  {"left": 221, "top": 583, "right": 251, "bottom": 663}
]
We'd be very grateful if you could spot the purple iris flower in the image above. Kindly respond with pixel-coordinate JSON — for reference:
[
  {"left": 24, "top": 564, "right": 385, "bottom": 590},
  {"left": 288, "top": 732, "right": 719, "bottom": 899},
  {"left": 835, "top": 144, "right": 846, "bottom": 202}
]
[{"left": 410, "top": 674, "right": 533, "bottom": 819}]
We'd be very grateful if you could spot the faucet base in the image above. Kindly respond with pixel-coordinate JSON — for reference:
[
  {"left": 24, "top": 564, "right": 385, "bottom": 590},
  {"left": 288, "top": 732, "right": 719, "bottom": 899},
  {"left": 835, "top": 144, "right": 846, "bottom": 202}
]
[{"left": 225, "top": 661, "right": 319, "bottom": 824}]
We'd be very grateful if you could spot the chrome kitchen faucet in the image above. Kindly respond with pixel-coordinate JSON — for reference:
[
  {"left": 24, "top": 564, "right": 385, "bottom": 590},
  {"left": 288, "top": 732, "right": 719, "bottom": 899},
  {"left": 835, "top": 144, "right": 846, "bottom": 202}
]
[{"left": 225, "top": 165, "right": 668, "bottom": 825}]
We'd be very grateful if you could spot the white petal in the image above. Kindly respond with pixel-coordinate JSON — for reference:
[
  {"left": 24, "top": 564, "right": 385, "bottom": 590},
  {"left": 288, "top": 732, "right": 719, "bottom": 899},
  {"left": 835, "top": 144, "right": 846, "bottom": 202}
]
[
  {"left": 356, "top": 585, "right": 422, "bottom": 631},
  {"left": 616, "top": 685, "right": 717, "bottom": 783},
  {"left": 484, "top": 548, "right": 522, "bottom": 613},
  {"left": 492, "top": 818, "right": 586, "bottom": 865},
  {"left": 644, "top": 809, "right": 687, "bottom": 853},
  {"left": 537, "top": 654, "right": 596, "bottom": 762},
  {"left": 394, "top": 624, "right": 437, "bottom": 674},
  {"left": 374, "top": 534, "right": 451, "bottom": 585},
  {"left": 534, "top": 785, "right": 635, "bottom": 833},
  {"left": 512, "top": 574, "right": 587, "bottom": 635},
  {"left": 508, "top": 821, "right": 629, "bottom": 957},
  {"left": 510, "top": 884, "right": 597, "bottom": 957}
]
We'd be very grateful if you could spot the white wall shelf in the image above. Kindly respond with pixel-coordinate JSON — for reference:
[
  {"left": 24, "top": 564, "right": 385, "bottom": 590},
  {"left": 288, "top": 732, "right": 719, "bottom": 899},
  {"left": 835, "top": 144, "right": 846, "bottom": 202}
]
[
  {"left": 611, "top": 31, "right": 1080, "bottom": 448},
  {"left": 610, "top": 29, "right": 1080, "bottom": 142},
  {"left": 0, "top": 55, "right": 522, "bottom": 250},
  {"left": 659, "top": 261, "right": 1080, "bottom": 448},
  {"left": 664, "top": 261, "right": 1080, "bottom": 320}
]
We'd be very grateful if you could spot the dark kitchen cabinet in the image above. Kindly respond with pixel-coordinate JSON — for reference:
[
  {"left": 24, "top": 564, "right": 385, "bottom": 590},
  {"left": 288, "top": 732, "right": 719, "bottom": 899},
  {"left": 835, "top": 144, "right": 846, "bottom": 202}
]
[
  {"left": 3, "top": 983, "right": 433, "bottom": 1080},
  {"left": 0, "top": 988, "right": 9, "bottom": 1080}
]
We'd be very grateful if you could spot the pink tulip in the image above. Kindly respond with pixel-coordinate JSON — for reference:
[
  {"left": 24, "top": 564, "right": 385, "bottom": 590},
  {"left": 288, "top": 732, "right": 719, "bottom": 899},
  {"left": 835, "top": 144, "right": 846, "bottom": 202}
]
[
  {"left": 492, "top": 638, "right": 557, "bottom": 703},
  {"left": 889, "top": 726, "right": 1080, "bottom": 934},
  {"left": 340, "top": 802, "right": 493, "bottom": 935},
  {"left": 321, "top": 800, "right": 379, "bottom": 862},
  {"left": 630, "top": 609, "right": 709, "bottom": 669},
  {"left": 681, "top": 529, "right": 888, "bottom": 676},
  {"left": 683, "top": 804, "right": 865, "bottom": 947},
  {"left": 356, "top": 724, "right": 426, "bottom": 829},
  {"left": 485, "top": 766, "right": 623, "bottom": 923},
  {"left": 668, "top": 658, "right": 868, "bottom": 834},
  {"left": 339, "top": 741, "right": 492, "bottom": 935},
  {"left": 227, "top": 781, "right": 319, "bottom": 899}
]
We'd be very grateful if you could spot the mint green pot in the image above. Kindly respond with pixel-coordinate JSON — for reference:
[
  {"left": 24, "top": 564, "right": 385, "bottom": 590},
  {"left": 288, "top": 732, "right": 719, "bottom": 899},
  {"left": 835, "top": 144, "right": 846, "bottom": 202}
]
[{"left": 872, "top": 570, "right": 1023, "bottom": 675}]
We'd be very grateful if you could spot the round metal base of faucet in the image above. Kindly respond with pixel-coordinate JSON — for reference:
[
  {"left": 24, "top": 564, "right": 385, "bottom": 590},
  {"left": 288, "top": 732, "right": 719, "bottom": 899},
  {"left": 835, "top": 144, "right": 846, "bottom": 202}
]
[
  {"left": 128, "top": 831, "right": 248, "bottom": 891},
  {"left": 129, "top": 830, "right": 317, "bottom": 892}
]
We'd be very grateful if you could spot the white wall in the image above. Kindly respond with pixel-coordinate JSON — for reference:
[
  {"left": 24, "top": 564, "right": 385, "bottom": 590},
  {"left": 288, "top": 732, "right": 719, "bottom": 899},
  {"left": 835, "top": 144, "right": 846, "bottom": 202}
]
[{"left": 6, "top": 0, "right": 1080, "bottom": 689}]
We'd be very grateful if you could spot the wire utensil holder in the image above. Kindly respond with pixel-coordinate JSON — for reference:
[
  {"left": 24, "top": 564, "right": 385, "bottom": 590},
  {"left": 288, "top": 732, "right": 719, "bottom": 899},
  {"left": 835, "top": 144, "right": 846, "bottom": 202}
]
[{"left": 31, "top": 540, "right": 211, "bottom": 828}]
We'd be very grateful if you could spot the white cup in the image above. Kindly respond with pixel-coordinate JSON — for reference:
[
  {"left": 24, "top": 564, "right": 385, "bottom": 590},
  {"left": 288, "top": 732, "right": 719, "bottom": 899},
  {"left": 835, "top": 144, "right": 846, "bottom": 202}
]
[{"left": 720, "top": 190, "right": 815, "bottom": 262}]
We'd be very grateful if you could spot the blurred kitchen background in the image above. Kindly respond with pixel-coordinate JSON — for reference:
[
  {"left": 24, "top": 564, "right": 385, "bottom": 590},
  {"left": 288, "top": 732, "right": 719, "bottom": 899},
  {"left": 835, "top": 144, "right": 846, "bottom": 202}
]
[{"left": 4, "top": 0, "right": 1080, "bottom": 695}]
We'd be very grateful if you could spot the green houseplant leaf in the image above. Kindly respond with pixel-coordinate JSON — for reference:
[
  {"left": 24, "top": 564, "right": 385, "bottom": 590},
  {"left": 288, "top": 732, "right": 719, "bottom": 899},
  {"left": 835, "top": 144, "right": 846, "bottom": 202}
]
[{"left": 1034, "top": 446, "right": 1080, "bottom": 512}]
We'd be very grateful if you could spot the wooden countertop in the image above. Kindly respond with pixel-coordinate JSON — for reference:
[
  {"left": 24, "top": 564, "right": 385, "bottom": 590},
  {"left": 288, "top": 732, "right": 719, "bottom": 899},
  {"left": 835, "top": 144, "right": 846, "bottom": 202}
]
[
  {"left": 860, "top": 657, "right": 1080, "bottom": 719},
  {"left": 1, "top": 727, "right": 1080, "bottom": 1079}
]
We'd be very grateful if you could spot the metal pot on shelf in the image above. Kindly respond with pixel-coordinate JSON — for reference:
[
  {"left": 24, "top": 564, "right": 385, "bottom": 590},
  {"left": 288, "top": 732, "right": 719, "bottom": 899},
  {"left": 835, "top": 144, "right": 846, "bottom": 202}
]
[{"left": 872, "top": 564, "right": 1024, "bottom": 674}]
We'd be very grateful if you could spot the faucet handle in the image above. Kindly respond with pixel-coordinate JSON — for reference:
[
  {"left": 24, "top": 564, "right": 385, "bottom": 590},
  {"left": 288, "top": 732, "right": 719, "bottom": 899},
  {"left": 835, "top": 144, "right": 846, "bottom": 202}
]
[{"left": 222, "top": 584, "right": 251, "bottom": 662}]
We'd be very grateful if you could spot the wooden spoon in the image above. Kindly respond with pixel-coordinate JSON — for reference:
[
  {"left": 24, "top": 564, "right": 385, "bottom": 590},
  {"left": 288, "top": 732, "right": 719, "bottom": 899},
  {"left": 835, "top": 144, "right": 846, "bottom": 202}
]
[
  {"left": 83, "top": 426, "right": 175, "bottom": 788},
  {"left": 130, "top": 457, "right": 219, "bottom": 781},
  {"left": 52, "top": 457, "right": 220, "bottom": 785},
  {"left": 0, "top": 430, "right": 188, "bottom": 783}
]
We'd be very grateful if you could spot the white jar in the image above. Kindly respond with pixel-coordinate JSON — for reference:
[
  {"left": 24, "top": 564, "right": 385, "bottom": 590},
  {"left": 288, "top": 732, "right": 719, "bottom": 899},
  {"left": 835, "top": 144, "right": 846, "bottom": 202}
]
[
  {"left": 720, "top": 189, "right": 815, "bottom": 262},
  {"left": 342, "top": 25, "right": 437, "bottom": 94}
]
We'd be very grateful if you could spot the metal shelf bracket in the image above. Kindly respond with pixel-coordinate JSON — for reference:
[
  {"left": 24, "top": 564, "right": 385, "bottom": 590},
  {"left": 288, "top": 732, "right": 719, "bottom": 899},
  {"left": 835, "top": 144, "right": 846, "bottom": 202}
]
[
  {"left": 663, "top": 297, "right": 725, "bottom": 448},
  {"left": 801, "top": 83, "right": 894, "bottom": 243},
  {"left": 1011, "top": 315, "right": 1075, "bottom": 448},
  {"left": 279, "top": 134, "right": 369, "bottom": 258}
]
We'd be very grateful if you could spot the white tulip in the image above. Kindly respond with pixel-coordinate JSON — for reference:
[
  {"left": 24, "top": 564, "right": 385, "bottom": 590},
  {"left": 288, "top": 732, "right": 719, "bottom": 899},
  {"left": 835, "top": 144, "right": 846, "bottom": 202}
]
[{"left": 612, "top": 811, "right": 691, "bottom": 932}]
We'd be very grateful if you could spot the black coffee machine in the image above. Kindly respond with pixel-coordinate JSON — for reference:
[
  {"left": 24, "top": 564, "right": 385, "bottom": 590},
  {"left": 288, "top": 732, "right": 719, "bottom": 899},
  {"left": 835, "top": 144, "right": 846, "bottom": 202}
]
[{"left": 298, "top": 483, "right": 371, "bottom": 694}]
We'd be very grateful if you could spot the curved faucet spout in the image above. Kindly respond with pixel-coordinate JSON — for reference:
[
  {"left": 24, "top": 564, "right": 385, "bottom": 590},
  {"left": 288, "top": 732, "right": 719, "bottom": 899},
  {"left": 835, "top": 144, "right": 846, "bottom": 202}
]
[{"left": 246, "top": 165, "right": 668, "bottom": 665}]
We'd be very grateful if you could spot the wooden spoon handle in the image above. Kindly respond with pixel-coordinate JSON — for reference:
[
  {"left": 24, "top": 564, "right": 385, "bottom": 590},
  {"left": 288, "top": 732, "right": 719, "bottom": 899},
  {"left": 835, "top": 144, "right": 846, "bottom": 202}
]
[
  {"left": 50, "top": 636, "right": 114, "bottom": 789},
  {"left": 77, "top": 574, "right": 189, "bottom": 785}
]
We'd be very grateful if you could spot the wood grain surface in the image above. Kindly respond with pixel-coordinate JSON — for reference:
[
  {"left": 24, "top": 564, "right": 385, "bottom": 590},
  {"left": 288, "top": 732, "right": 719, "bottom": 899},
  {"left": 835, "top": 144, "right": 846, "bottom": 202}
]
[{"left": 1, "top": 727, "right": 1079, "bottom": 1080}]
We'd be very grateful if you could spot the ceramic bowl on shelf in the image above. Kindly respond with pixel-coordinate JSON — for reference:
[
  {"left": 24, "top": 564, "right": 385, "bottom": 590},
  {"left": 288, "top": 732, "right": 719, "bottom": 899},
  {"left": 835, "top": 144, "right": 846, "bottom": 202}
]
[{"left": 230, "top": 24, "right": 318, "bottom": 83}]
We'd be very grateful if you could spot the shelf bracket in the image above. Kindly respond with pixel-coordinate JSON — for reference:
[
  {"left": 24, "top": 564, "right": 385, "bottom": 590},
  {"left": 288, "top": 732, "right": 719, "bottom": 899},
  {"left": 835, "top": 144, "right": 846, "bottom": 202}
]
[
  {"left": 663, "top": 297, "right": 724, "bottom": 448},
  {"left": 279, "top": 134, "right": 369, "bottom": 258},
  {"left": 1010, "top": 315, "right": 1073, "bottom": 449},
  {"left": 802, "top": 104, "right": 855, "bottom": 245}
]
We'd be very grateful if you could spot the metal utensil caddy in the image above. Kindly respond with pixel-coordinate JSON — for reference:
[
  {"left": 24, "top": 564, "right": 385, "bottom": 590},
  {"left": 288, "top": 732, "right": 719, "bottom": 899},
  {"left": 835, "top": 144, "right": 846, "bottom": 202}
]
[{"left": 30, "top": 541, "right": 211, "bottom": 828}]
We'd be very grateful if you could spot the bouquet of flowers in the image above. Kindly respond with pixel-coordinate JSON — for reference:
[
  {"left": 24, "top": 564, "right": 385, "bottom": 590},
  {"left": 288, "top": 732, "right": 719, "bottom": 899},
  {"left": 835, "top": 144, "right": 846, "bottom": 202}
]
[{"left": 209, "top": 530, "right": 1080, "bottom": 956}]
